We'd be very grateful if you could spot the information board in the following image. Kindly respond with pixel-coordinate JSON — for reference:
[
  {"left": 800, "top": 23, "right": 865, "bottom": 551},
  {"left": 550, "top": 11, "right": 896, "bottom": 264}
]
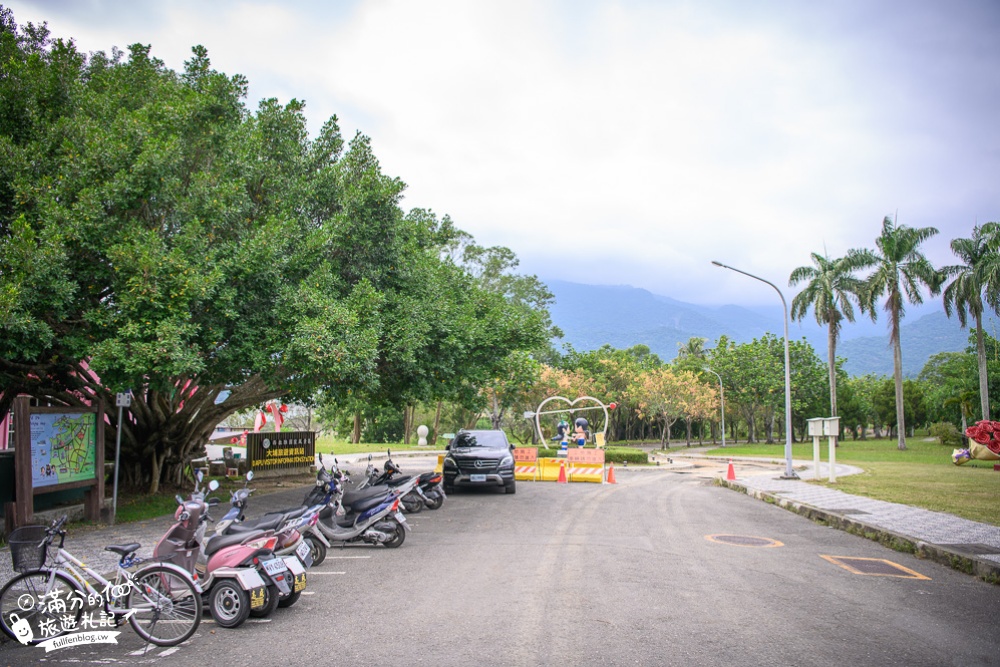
[{"left": 29, "top": 412, "right": 97, "bottom": 488}]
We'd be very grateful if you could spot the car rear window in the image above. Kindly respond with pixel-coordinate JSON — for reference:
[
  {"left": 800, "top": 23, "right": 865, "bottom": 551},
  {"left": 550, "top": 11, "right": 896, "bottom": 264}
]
[{"left": 453, "top": 431, "right": 507, "bottom": 448}]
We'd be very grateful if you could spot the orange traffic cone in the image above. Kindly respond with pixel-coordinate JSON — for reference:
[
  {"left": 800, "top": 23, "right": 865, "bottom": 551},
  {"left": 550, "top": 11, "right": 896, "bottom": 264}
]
[
  {"left": 557, "top": 460, "right": 567, "bottom": 484},
  {"left": 606, "top": 463, "right": 617, "bottom": 484},
  {"left": 726, "top": 459, "right": 736, "bottom": 481}
]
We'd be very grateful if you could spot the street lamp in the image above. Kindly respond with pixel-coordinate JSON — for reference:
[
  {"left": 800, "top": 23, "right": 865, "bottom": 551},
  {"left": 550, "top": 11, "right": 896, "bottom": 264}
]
[
  {"left": 711, "top": 261, "right": 798, "bottom": 479},
  {"left": 702, "top": 367, "right": 725, "bottom": 448}
]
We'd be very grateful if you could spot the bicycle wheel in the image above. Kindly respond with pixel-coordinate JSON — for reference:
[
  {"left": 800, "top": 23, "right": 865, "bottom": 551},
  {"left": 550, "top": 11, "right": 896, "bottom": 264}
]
[
  {"left": 126, "top": 565, "right": 201, "bottom": 647},
  {"left": 0, "top": 570, "right": 82, "bottom": 645}
]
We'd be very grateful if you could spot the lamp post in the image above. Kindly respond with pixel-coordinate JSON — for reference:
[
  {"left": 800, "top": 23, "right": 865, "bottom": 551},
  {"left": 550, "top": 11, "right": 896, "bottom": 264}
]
[
  {"left": 703, "top": 367, "right": 725, "bottom": 448},
  {"left": 711, "top": 261, "right": 798, "bottom": 479}
]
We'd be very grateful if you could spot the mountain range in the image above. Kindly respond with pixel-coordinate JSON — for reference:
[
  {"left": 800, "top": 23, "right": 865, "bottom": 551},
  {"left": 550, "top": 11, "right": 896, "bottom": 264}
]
[{"left": 544, "top": 280, "right": 999, "bottom": 377}]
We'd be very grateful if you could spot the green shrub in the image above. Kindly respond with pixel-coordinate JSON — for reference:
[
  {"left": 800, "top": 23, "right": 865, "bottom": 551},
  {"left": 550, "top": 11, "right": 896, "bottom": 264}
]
[
  {"left": 536, "top": 445, "right": 649, "bottom": 464},
  {"left": 929, "top": 422, "right": 963, "bottom": 447}
]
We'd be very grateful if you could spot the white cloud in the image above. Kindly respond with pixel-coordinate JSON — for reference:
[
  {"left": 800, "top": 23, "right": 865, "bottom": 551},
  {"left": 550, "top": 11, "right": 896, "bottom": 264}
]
[{"left": 7, "top": 0, "right": 1000, "bottom": 305}]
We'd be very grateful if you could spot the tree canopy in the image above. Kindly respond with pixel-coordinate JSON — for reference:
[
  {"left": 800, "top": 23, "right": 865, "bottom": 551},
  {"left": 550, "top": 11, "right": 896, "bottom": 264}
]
[{"left": 0, "top": 12, "right": 550, "bottom": 490}]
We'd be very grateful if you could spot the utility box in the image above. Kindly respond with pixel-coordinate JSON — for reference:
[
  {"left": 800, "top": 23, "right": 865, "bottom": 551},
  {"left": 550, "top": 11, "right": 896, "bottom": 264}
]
[
  {"left": 807, "top": 417, "right": 840, "bottom": 437},
  {"left": 807, "top": 417, "right": 840, "bottom": 483}
]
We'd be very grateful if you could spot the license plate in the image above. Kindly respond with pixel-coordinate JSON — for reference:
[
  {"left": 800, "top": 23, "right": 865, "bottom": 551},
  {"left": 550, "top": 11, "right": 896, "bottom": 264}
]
[
  {"left": 295, "top": 540, "right": 311, "bottom": 561},
  {"left": 262, "top": 558, "right": 288, "bottom": 576},
  {"left": 470, "top": 474, "right": 486, "bottom": 482}
]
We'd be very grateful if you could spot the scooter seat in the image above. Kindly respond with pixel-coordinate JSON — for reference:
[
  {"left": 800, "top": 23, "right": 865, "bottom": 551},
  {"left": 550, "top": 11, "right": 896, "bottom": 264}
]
[
  {"left": 205, "top": 529, "right": 266, "bottom": 557},
  {"left": 228, "top": 514, "right": 284, "bottom": 533},
  {"left": 342, "top": 486, "right": 391, "bottom": 508},
  {"left": 343, "top": 492, "right": 392, "bottom": 514},
  {"left": 384, "top": 475, "right": 413, "bottom": 487}
]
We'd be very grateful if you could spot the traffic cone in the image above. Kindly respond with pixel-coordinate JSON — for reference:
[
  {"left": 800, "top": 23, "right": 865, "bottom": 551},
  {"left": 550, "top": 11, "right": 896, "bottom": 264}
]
[
  {"left": 557, "top": 460, "right": 567, "bottom": 484},
  {"left": 606, "top": 463, "right": 617, "bottom": 484},
  {"left": 726, "top": 459, "right": 736, "bottom": 481}
]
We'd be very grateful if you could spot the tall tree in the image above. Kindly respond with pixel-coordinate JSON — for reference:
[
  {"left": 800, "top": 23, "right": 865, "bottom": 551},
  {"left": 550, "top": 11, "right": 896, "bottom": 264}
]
[
  {"left": 851, "top": 216, "right": 943, "bottom": 450},
  {"left": 944, "top": 222, "right": 1000, "bottom": 420},
  {"left": 789, "top": 252, "right": 865, "bottom": 428}
]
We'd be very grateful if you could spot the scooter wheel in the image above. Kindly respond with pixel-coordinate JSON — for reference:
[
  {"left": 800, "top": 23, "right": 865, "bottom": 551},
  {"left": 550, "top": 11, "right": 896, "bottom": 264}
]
[
  {"left": 209, "top": 580, "right": 251, "bottom": 629},
  {"left": 424, "top": 494, "right": 444, "bottom": 510},
  {"left": 305, "top": 535, "right": 327, "bottom": 567},
  {"left": 277, "top": 588, "right": 301, "bottom": 608},
  {"left": 383, "top": 520, "right": 406, "bottom": 549},
  {"left": 249, "top": 584, "right": 280, "bottom": 618}
]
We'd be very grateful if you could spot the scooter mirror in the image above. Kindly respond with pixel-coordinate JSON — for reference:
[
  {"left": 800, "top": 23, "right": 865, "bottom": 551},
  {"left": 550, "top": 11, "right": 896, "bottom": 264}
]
[
  {"left": 208, "top": 479, "right": 220, "bottom": 491},
  {"left": 246, "top": 470, "right": 254, "bottom": 481},
  {"left": 196, "top": 469, "right": 204, "bottom": 483}
]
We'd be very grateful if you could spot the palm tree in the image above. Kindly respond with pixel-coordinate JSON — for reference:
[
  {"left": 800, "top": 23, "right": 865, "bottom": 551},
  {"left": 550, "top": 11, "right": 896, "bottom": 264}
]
[
  {"left": 942, "top": 222, "right": 1000, "bottom": 421},
  {"left": 851, "top": 215, "right": 943, "bottom": 450},
  {"left": 676, "top": 337, "right": 708, "bottom": 361},
  {"left": 789, "top": 252, "right": 866, "bottom": 428}
]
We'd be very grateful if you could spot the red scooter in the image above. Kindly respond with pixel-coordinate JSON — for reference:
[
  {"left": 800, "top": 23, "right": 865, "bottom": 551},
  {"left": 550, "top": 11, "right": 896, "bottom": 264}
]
[{"left": 152, "top": 471, "right": 299, "bottom": 628}]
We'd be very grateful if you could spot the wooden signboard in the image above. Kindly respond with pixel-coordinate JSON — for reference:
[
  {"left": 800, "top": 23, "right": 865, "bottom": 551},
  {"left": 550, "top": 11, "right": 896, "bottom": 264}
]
[{"left": 11, "top": 396, "right": 106, "bottom": 529}]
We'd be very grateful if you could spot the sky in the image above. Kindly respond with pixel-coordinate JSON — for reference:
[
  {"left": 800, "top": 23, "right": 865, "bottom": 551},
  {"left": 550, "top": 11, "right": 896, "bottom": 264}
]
[{"left": 6, "top": 0, "right": 1000, "bottom": 307}]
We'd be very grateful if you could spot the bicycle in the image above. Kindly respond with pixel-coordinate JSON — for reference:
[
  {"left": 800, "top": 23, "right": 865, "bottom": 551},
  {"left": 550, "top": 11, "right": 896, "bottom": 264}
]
[{"left": 0, "top": 515, "right": 202, "bottom": 647}]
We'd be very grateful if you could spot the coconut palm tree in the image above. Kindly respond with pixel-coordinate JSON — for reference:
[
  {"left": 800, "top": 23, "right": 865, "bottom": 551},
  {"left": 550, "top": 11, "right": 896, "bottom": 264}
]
[
  {"left": 942, "top": 222, "right": 1000, "bottom": 421},
  {"left": 676, "top": 337, "right": 708, "bottom": 361},
  {"left": 789, "top": 252, "right": 866, "bottom": 427},
  {"left": 850, "top": 215, "right": 943, "bottom": 450}
]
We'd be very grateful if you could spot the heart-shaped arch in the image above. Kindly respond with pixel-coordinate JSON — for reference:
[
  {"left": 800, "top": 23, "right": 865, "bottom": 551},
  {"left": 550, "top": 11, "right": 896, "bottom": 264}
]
[{"left": 533, "top": 395, "right": 610, "bottom": 444}]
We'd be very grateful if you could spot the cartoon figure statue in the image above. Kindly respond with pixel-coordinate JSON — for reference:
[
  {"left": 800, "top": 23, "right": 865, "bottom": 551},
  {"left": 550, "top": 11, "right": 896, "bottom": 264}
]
[
  {"left": 574, "top": 417, "right": 590, "bottom": 447},
  {"left": 552, "top": 420, "right": 569, "bottom": 442}
]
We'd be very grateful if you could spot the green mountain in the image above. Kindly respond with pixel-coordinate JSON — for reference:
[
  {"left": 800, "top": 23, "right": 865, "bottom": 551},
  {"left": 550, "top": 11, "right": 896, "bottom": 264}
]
[{"left": 546, "top": 280, "right": 995, "bottom": 377}]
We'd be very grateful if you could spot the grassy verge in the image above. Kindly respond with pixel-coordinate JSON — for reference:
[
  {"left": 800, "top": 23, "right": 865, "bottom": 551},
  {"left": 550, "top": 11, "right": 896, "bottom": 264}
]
[
  {"left": 700, "top": 438, "right": 1000, "bottom": 526},
  {"left": 314, "top": 437, "right": 438, "bottom": 456}
]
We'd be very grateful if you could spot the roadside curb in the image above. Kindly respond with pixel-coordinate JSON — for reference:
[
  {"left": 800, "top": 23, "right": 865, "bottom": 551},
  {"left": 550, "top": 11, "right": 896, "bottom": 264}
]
[{"left": 719, "top": 478, "right": 1000, "bottom": 585}]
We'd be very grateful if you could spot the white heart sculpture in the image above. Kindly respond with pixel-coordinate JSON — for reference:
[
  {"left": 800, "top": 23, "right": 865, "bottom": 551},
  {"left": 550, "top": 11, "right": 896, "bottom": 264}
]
[{"left": 533, "top": 395, "right": 609, "bottom": 443}]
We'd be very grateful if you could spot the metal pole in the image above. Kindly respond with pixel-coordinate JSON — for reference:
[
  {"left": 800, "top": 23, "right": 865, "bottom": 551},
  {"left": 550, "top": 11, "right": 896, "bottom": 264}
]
[
  {"left": 112, "top": 403, "right": 122, "bottom": 525},
  {"left": 112, "top": 390, "right": 131, "bottom": 525},
  {"left": 711, "top": 261, "right": 798, "bottom": 479},
  {"left": 704, "top": 367, "right": 726, "bottom": 447}
]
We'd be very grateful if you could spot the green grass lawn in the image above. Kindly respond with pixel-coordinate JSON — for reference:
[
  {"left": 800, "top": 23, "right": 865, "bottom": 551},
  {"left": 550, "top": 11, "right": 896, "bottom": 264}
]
[
  {"left": 314, "top": 436, "right": 438, "bottom": 456},
  {"left": 702, "top": 438, "right": 1000, "bottom": 526}
]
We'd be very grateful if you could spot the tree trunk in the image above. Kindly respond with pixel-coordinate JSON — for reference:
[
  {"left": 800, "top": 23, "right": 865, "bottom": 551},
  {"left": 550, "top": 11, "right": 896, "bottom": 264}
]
[
  {"left": 892, "top": 312, "right": 907, "bottom": 450},
  {"left": 685, "top": 418, "right": 693, "bottom": 446},
  {"left": 975, "top": 313, "right": 991, "bottom": 420},
  {"left": 828, "top": 319, "right": 840, "bottom": 448},
  {"left": 433, "top": 401, "right": 442, "bottom": 446},
  {"left": 403, "top": 405, "right": 412, "bottom": 445},
  {"left": 353, "top": 413, "right": 362, "bottom": 444}
]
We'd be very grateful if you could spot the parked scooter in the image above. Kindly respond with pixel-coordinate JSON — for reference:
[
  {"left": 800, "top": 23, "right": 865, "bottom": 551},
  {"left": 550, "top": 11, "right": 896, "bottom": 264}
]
[
  {"left": 356, "top": 452, "right": 425, "bottom": 513},
  {"left": 309, "top": 455, "right": 411, "bottom": 548},
  {"left": 359, "top": 450, "right": 446, "bottom": 511},
  {"left": 211, "top": 471, "right": 310, "bottom": 613},
  {"left": 153, "top": 471, "right": 299, "bottom": 629}
]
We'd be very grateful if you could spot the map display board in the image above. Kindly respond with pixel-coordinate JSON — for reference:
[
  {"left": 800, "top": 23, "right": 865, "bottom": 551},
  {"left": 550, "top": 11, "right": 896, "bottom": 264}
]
[{"left": 29, "top": 412, "right": 97, "bottom": 488}]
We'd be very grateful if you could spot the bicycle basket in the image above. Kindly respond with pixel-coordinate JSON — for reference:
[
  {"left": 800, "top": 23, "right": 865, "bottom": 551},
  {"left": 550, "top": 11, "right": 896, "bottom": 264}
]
[{"left": 8, "top": 525, "right": 49, "bottom": 573}]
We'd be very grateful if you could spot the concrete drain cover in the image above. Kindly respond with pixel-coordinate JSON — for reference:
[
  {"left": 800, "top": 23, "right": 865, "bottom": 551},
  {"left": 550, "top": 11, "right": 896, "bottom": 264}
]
[
  {"left": 940, "top": 543, "right": 1000, "bottom": 556},
  {"left": 705, "top": 534, "right": 784, "bottom": 548},
  {"left": 821, "top": 555, "right": 930, "bottom": 580}
]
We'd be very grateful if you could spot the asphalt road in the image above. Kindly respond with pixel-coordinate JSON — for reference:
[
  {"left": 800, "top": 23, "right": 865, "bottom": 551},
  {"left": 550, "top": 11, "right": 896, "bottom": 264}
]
[{"left": 2, "top": 467, "right": 999, "bottom": 666}]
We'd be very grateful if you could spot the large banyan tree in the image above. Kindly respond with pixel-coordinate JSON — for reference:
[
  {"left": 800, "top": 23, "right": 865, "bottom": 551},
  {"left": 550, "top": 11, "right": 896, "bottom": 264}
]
[{"left": 0, "top": 10, "right": 550, "bottom": 492}]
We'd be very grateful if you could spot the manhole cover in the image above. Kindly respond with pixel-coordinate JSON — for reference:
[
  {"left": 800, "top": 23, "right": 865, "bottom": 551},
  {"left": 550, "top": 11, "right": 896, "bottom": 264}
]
[
  {"left": 705, "top": 534, "right": 784, "bottom": 548},
  {"left": 821, "top": 555, "right": 930, "bottom": 580}
]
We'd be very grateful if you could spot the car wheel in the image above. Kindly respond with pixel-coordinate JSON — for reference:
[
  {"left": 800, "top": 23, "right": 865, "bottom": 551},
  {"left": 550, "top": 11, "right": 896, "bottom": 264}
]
[
  {"left": 443, "top": 483, "right": 455, "bottom": 494},
  {"left": 504, "top": 480, "right": 516, "bottom": 494}
]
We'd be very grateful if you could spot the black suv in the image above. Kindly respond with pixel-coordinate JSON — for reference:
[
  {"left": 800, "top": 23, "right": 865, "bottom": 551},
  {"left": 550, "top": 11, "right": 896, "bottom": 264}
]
[{"left": 443, "top": 430, "right": 516, "bottom": 494}]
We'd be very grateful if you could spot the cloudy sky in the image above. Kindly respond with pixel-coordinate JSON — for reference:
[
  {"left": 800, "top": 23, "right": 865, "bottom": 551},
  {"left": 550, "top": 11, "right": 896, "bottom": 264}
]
[{"left": 6, "top": 0, "right": 1000, "bottom": 307}]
